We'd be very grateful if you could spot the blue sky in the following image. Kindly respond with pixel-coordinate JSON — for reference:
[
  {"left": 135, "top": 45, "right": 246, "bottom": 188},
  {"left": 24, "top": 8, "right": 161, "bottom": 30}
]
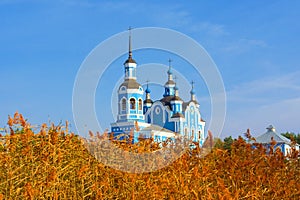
[{"left": 1, "top": 0, "right": 300, "bottom": 138}]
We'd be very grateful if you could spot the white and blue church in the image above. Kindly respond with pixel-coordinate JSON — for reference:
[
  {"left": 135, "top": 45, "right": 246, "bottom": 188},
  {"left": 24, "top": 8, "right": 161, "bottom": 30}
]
[{"left": 110, "top": 33, "right": 206, "bottom": 146}]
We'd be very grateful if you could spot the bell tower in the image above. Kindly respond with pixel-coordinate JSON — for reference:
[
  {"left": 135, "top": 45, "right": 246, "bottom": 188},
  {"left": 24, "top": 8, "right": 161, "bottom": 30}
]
[{"left": 117, "top": 28, "right": 144, "bottom": 123}]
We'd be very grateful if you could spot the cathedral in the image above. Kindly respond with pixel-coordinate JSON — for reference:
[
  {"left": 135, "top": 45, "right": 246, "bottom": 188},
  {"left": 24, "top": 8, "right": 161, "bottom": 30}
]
[{"left": 110, "top": 33, "right": 206, "bottom": 146}]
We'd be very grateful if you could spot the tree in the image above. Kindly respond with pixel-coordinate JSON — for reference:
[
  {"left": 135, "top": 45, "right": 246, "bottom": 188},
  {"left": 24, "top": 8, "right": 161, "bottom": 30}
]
[
  {"left": 281, "top": 132, "right": 300, "bottom": 144},
  {"left": 213, "top": 137, "right": 224, "bottom": 149},
  {"left": 213, "top": 136, "right": 235, "bottom": 150},
  {"left": 223, "top": 136, "right": 234, "bottom": 150}
]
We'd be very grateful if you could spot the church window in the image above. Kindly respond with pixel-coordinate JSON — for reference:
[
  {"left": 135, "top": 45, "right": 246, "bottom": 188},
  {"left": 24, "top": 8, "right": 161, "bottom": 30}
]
[
  {"left": 130, "top": 98, "right": 136, "bottom": 109},
  {"left": 121, "top": 86, "right": 126, "bottom": 91},
  {"left": 155, "top": 107, "right": 160, "bottom": 114},
  {"left": 121, "top": 98, "right": 126, "bottom": 111},
  {"left": 138, "top": 99, "right": 142, "bottom": 110},
  {"left": 184, "top": 128, "right": 188, "bottom": 137},
  {"left": 198, "top": 131, "right": 201, "bottom": 140}
]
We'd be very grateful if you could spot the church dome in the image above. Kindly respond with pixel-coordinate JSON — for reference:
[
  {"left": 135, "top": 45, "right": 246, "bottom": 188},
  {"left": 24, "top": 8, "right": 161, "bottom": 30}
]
[
  {"left": 119, "top": 79, "right": 141, "bottom": 90},
  {"left": 164, "top": 79, "right": 175, "bottom": 86},
  {"left": 145, "top": 87, "right": 151, "bottom": 93},
  {"left": 124, "top": 56, "right": 136, "bottom": 64}
]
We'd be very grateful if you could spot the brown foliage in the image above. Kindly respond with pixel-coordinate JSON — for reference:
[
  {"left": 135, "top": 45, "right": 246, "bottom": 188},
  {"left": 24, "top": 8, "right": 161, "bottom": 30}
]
[{"left": 0, "top": 113, "right": 299, "bottom": 199}]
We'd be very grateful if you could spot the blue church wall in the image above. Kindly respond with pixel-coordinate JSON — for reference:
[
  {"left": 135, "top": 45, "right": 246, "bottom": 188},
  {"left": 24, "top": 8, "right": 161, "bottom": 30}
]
[
  {"left": 164, "top": 122, "right": 174, "bottom": 132},
  {"left": 152, "top": 105, "right": 164, "bottom": 127},
  {"left": 179, "top": 102, "right": 205, "bottom": 144},
  {"left": 144, "top": 102, "right": 179, "bottom": 133},
  {"left": 147, "top": 115, "right": 151, "bottom": 123},
  {"left": 117, "top": 91, "right": 144, "bottom": 122}
]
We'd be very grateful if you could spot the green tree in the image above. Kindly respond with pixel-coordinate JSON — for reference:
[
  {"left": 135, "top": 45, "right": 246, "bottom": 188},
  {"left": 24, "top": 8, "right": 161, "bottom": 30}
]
[
  {"left": 281, "top": 132, "right": 300, "bottom": 144},
  {"left": 223, "top": 136, "right": 234, "bottom": 150}
]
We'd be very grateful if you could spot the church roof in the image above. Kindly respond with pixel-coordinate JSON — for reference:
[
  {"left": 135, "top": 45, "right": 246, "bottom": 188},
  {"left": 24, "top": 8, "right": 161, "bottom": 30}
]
[
  {"left": 182, "top": 102, "right": 189, "bottom": 111},
  {"left": 144, "top": 99, "right": 153, "bottom": 104},
  {"left": 141, "top": 124, "right": 174, "bottom": 134},
  {"left": 253, "top": 125, "right": 291, "bottom": 144},
  {"left": 190, "top": 99, "right": 199, "bottom": 105},
  {"left": 160, "top": 96, "right": 173, "bottom": 110},
  {"left": 182, "top": 101, "right": 199, "bottom": 112},
  {"left": 164, "top": 80, "right": 175, "bottom": 85},
  {"left": 171, "top": 95, "right": 183, "bottom": 101},
  {"left": 124, "top": 56, "right": 136, "bottom": 64},
  {"left": 171, "top": 112, "right": 184, "bottom": 118},
  {"left": 160, "top": 95, "right": 173, "bottom": 104},
  {"left": 119, "top": 79, "right": 141, "bottom": 89},
  {"left": 160, "top": 96, "right": 186, "bottom": 111}
]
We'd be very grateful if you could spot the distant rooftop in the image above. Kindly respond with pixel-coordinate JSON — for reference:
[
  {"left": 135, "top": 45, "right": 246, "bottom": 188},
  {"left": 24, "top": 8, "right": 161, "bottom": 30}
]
[{"left": 253, "top": 125, "right": 291, "bottom": 144}]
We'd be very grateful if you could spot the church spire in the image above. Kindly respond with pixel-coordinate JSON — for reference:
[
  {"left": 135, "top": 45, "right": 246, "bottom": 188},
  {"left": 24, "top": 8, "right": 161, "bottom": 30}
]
[
  {"left": 128, "top": 26, "right": 132, "bottom": 59},
  {"left": 190, "top": 80, "right": 196, "bottom": 101},
  {"left": 168, "top": 58, "right": 173, "bottom": 76},
  {"left": 190, "top": 80, "right": 199, "bottom": 105},
  {"left": 124, "top": 27, "right": 136, "bottom": 64}
]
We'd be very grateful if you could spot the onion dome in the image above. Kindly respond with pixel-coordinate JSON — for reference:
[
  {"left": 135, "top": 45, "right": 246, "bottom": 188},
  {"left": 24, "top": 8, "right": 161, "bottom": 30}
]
[{"left": 145, "top": 87, "right": 151, "bottom": 93}]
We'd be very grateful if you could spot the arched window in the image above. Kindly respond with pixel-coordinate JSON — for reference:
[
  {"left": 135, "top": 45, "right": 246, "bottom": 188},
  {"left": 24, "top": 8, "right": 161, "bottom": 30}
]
[
  {"left": 184, "top": 128, "right": 188, "bottom": 137},
  {"left": 121, "top": 98, "right": 126, "bottom": 111},
  {"left": 130, "top": 98, "right": 136, "bottom": 109},
  {"left": 138, "top": 99, "right": 142, "bottom": 110}
]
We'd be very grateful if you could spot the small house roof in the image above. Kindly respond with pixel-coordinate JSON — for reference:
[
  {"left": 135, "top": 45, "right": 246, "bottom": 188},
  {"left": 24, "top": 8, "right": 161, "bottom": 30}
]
[{"left": 253, "top": 125, "right": 291, "bottom": 144}]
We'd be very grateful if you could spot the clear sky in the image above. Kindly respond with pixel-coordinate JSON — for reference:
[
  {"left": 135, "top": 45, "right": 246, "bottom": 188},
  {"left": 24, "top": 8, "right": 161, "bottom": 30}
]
[{"left": 1, "top": 0, "right": 300, "bottom": 138}]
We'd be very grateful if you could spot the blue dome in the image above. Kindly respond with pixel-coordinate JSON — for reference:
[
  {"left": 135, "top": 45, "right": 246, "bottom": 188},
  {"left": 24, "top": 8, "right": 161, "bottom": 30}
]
[
  {"left": 190, "top": 89, "right": 195, "bottom": 95},
  {"left": 146, "top": 87, "right": 151, "bottom": 93}
]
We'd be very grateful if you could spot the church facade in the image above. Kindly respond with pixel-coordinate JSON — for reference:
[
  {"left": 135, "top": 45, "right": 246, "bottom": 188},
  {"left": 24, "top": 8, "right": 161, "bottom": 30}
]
[{"left": 110, "top": 34, "right": 206, "bottom": 146}]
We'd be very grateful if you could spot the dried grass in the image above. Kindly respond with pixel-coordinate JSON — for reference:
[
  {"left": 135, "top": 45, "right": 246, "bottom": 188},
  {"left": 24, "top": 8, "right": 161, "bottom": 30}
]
[{"left": 0, "top": 112, "right": 299, "bottom": 199}]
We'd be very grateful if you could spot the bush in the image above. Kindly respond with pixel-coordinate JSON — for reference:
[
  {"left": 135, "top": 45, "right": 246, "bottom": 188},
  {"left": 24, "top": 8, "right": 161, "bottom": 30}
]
[{"left": 0, "top": 113, "right": 299, "bottom": 199}]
